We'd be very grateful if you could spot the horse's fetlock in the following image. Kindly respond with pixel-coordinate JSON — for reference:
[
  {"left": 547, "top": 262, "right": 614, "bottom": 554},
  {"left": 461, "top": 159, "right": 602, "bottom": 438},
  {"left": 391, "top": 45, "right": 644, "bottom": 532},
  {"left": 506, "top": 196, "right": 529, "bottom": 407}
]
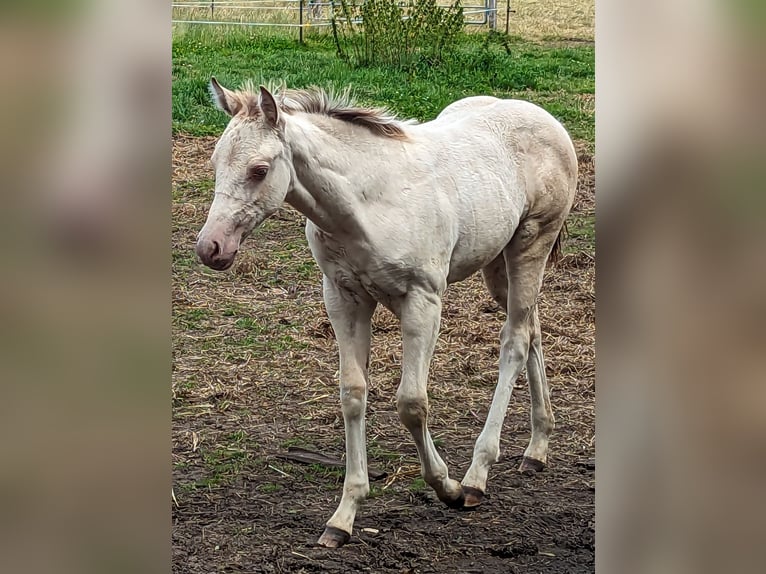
[
  {"left": 536, "top": 415, "right": 554, "bottom": 436},
  {"left": 346, "top": 480, "right": 370, "bottom": 500},
  {"left": 474, "top": 440, "right": 500, "bottom": 466}
]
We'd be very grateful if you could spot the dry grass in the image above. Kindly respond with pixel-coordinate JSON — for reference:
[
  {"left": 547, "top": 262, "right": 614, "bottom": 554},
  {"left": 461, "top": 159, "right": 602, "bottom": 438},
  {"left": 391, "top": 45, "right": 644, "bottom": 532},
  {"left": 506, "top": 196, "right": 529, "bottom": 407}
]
[
  {"left": 173, "top": 3, "right": 304, "bottom": 27},
  {"left": 172, "top": 132, "right": 595, "bottom": 497},
  {"left": 172, "top": 0, "right": 595, "bottom": 40},
  {"left": 502, "top": 0, "right": 594, "bottom": 39}
]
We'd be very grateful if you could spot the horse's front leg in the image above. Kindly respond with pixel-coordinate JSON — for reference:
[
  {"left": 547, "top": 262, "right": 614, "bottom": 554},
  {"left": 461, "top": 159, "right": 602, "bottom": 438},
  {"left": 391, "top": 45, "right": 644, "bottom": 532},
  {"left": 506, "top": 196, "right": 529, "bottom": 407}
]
[
  {"left": 396, "top": 289, "right": 466, "bottom": 508},
  {"left": 317, "top": 276, "right": 376, "bottom": 548}
]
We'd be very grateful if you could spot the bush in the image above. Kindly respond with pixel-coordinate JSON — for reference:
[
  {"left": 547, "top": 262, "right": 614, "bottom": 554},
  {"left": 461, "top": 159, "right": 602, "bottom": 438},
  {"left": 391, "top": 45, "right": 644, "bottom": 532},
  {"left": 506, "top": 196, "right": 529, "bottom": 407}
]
[{"left": 331, "top": 0, "right": 463, "bottom": 69}]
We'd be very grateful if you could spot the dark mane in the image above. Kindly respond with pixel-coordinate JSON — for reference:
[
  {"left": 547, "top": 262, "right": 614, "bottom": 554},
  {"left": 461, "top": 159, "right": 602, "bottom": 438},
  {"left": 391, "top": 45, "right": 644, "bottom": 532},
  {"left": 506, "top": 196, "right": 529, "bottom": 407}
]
[{"left": 236, "top": 82, "right": 410, "bottom": 139}]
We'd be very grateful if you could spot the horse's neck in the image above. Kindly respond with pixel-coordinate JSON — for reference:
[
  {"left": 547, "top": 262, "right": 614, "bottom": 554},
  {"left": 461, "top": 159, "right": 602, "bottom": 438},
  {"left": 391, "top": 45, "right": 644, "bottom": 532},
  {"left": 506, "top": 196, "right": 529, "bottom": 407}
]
[{"left": 284, "top": 114, "right": 398, "bottom": 237}]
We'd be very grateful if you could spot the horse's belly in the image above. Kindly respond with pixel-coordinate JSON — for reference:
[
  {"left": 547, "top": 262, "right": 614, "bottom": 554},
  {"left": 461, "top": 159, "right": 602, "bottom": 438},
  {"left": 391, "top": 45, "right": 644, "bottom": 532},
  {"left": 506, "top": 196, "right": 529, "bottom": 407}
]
[
  {"left": 446, "top": 214, "right": 519, "bottom": 284},
  {"left": 446, "top": 247, "right": 504, "bottom": 284}
]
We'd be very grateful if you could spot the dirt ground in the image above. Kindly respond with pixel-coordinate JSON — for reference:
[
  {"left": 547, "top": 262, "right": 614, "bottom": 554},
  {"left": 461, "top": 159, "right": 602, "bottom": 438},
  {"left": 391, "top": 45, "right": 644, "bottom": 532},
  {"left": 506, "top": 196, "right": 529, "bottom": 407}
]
[{"left": 172, "top": 135, "right": 595, "bottom": 573}]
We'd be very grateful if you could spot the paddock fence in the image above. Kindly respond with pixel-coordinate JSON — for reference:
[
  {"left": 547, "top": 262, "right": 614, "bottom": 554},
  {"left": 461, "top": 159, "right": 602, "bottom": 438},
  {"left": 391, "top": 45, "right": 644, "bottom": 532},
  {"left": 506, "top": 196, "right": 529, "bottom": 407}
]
[{"left": 172, "top": 0, "right": 502, "bottom": 40}]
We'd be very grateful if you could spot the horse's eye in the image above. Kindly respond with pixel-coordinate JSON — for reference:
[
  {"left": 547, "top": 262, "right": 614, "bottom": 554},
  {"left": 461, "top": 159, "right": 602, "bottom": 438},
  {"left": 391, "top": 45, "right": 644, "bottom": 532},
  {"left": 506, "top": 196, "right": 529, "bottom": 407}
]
[{"left": 248, "top": 164, "right": 269, "bottom": 180}]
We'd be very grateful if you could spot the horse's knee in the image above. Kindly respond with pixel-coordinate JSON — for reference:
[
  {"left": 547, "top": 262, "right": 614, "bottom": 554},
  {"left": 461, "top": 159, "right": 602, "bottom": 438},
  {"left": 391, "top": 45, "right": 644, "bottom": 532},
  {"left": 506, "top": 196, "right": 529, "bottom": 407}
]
[
  {"left": 340, "top": 382, "right": 366, "bottom": 418},
  {"left": 396, "top": 392, "right": 428, "bottom": 429}
]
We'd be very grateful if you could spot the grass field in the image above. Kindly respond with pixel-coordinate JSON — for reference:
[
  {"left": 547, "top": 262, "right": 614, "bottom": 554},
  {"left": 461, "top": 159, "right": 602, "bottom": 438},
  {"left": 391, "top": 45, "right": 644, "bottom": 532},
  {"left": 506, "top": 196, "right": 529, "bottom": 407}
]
[
  {"left": 173, "top": 31, "right": 594, "bottom": 143},
  {"left": 172, "top": 16, "right": 594, "bottom": 572}
]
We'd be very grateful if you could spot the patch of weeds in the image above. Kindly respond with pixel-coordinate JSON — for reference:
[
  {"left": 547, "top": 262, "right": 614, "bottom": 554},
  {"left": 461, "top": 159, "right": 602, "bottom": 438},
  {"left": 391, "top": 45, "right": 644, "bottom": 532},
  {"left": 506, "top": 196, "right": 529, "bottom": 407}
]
[
  {"left": 368, "top": 484, "right": 385, "bottom": 498},
  {"left": 280, "top": 437, "right": 313, "bottom": 449},
  {"left": 268, "top": 461, "right": 300, "bottom": 478},
  {"left": 296, "top": 260, "right": 319, "bottom": 280},
  {"left": 228, "top": 328, "right": 306, "bottom": 354},
  {"left": 256, "top": 482, "right": 283, "bottom": 494},
  {"left": 303, "top": 463, "right": 345, "bottom": 482},
  {"left": 225, "top": 430, "right": 252, "bottom": 445},
  {"left": 230, "top": 335, "right": 261, "bottom": 348},
  {"left": 173, "top": 178, "right": 215, "bottom": 202},
  {"left": 176, "top": 307, "right": 210, "bottom": 329},
  {"left": 195, "top": 476, "right": 225, "bottom": 489},
  {"left": 234, "top": 317, "right": 268, "bottom": 334},
  {"left": 368, "top": 440, "right": 402, "bottom": 462},
  {"left": 175, "top": 481, "right": 200, "bottom": 493},
  {"left": 409, "top": 477, "right": 428, "bottom": 493},
  {"left": 222, "top": 303, "right": 248, "bottom": 317},
  {"left": 174, "top": 377, "right": 199, "bottom": 394},
  {"left": 198, "top": 447, "right": 251, "bottom": 486},
  {"left": 267, "top": 334, "right": 309, "bottom": 352},
  {"left": 564, "top": 213, "right": 595, "bottom": 254},
  {"left": 172, "top": 250, "right": 199, "bottom": 270}
]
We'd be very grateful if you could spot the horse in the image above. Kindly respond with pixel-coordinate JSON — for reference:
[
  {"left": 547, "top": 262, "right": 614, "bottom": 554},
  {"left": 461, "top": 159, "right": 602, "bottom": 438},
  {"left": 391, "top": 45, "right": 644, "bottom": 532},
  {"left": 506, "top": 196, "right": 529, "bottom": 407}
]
[{"left": 196, "top": 78, "right": 578, "bottom": 548}]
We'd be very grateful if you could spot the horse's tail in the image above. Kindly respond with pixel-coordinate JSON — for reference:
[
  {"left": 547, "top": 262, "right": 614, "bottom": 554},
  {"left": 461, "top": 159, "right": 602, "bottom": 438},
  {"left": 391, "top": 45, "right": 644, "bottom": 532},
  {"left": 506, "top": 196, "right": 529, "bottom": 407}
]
[{"left": 548, "top": 221, "right": 567, "bottom": 266}]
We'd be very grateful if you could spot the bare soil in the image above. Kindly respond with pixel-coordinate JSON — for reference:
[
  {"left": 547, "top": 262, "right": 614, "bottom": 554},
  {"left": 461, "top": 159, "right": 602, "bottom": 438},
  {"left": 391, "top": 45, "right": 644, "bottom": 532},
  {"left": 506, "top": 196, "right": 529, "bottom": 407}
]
[{"left": 172, "top": 135, "right": 595, "bottom": 573}]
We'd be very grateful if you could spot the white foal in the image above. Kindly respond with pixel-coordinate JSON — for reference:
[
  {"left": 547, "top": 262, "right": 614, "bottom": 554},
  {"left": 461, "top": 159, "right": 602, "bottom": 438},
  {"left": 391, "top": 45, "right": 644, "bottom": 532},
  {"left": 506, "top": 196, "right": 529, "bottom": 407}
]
[{"left": 196, "top": 79, "right": 577, "bottom": 548}]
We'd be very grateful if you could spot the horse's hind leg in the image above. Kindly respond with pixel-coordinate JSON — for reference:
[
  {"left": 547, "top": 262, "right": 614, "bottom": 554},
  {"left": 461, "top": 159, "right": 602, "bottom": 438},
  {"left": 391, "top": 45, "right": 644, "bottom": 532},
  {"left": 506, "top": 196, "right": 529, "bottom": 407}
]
[
  {"left": 461, "top": 218, "right": 563, "bottom": 506},
  {"left": 520, "top": 304, "right": 554, "bottom": 472},
  {"left": 481, "top": 249, "right": 554, "bottom": 472}
]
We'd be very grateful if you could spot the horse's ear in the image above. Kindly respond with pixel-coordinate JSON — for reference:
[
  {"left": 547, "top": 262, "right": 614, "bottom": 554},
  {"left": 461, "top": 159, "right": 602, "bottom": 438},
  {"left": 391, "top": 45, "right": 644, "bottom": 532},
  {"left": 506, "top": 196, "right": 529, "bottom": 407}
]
[
  {"left": 209, "top": 77, "right": 241, "bottom": 117},
  {"left": 259, "top": 86, "right": 280, "bottom": 128}
]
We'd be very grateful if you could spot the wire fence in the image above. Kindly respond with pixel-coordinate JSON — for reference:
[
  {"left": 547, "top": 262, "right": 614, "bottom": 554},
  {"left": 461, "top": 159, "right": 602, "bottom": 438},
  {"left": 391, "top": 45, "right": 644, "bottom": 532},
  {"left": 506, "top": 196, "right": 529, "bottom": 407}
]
[{"left": 172, "top": 0, "right": 500, "bottom": 40}]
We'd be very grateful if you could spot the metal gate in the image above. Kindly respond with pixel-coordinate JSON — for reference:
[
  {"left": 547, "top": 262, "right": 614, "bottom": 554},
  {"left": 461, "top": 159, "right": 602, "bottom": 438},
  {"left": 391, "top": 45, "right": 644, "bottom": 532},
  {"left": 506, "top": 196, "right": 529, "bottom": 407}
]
[{"left": 172, "top": 1, "right": 499, "bottom": 33}]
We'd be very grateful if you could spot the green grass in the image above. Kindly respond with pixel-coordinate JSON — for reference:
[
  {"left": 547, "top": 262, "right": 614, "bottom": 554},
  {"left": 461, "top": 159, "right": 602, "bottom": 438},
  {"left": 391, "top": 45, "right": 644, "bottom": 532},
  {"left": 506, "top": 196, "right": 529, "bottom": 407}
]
[
  {"left": 565, "top": 213, "right": 595, "bottom": 253},
  {"left": 172, "top": 29, "right": 594, "bottom": 143},
  {"left": 409, "top": 477, "right": 428, "bottom": 492},
  {"left": 173, "top": 178, "right": 215, "bottom": 202},
  {"left": 234, "top": 317, "right": 269, "bottom": 333},
  {"left": 172, "top": 249, "right": 200, "bottom": 271},
  {"left": 222, "top": 303, "right": 249, "bottom": 317},
  {"left": 257, "top": 483, "right": 283, "bottom": 493},
  {"left": 192, "top": 446, "right": 252, "bottom": 487},
  {"left": 176, "top": 308, "right": 211, "bottom": 329},
  {"left": 280, "top": 437, "right": 314, "bottom": 449}
]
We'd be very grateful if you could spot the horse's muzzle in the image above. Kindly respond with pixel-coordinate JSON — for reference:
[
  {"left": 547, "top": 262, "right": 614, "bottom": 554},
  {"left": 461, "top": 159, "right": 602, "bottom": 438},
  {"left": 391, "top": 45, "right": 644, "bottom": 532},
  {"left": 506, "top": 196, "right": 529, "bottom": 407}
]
[{"left": 195, "top": 234, "right": 239, "bottom": 271}]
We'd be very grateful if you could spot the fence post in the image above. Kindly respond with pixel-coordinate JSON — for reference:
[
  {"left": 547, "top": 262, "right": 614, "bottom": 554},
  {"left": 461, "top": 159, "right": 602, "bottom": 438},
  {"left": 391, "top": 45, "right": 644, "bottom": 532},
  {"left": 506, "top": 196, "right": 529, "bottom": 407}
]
[
  {"left": 487, "top": 0, "right": 497, "bottom": 30},
  {"left": 299, "top": 0, "right": 304, "bottom": 44},
  {"left": 210, "top": 0, "right": 214, "bottom": 20},
  {"left": 506, "top": 0, "right": 510, "bottom": 35}
]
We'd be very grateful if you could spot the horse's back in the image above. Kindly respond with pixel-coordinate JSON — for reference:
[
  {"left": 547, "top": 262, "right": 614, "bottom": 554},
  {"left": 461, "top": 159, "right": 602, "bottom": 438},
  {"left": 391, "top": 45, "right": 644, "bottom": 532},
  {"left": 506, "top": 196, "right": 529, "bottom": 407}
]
[
  {"left": 431, "top": 96, "right": 577, "bottom": 210},
  {"left": 434, "top": 96, "right": 574, "bottom": 153},
  {"left": 436, "top": 95, "right": 500, "bottom": 119}
]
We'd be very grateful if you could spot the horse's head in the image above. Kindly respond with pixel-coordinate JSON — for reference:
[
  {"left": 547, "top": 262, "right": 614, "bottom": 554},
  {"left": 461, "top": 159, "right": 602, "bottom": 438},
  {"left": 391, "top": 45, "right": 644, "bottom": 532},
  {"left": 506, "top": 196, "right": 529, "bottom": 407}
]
[{"left": 196, "top": 78, "right": 291, "bottom": 271}]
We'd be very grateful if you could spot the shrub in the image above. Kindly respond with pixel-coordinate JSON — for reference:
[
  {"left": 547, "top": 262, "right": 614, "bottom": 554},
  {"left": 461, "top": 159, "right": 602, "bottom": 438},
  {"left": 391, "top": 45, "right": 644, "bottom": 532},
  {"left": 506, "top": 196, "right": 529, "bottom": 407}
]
[{"left": 331, "top": 0, "right": 463, "bottom": 69}]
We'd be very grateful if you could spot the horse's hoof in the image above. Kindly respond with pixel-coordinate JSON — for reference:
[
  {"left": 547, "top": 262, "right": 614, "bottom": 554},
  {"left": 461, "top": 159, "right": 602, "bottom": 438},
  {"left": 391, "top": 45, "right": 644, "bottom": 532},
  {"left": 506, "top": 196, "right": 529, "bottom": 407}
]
[
  {"left": 519, "top": 456, "right": 546, "bottom": 475},
  {"left": 461, "top": 485, "right": 485, "bottom": 509},
  {"left": 441, "top": 488, "right": 466, "bottom": 509},
  {"left": 317, "top": 526, "right": 351, "bottom": 548}
]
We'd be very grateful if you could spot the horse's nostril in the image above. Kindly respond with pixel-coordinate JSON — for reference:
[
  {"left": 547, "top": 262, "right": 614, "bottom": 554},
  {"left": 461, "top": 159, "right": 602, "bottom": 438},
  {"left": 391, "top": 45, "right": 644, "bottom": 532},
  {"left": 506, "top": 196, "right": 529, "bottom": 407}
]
[{"left": 211, "top": 240, "right": 221, "bottom": 258}]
